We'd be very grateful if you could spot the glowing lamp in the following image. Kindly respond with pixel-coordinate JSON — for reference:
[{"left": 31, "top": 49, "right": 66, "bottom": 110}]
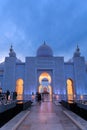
[
  {"left": 80, "top": 95, "right": 83, "bottom": 100},
  {"left": 0, "top": 88, "right": 2, "bottom": 93}
]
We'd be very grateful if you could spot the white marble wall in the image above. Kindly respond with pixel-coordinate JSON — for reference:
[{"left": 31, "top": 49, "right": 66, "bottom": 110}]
[
  {"left": 3, "top": 57, "right": 16, "bottom": 92},
  {"left": 25, "top": 57, "right": 37, "bottom": 95},
  {"left": 54, "top": 57, "right": 65, "bottom": 95},
  {"left": 73, "top": 56, "right": 86, "bottom": 95},
  {"left": 15, "top": 63, "right": 25, "bottom": 81},
  {"left": 1, "top": 54, "right": 87, "bottom": 100}
]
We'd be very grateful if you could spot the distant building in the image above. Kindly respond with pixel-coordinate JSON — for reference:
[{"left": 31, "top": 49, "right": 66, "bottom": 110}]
[{"left": 0, "top": 43, "right": 87, "bottom": 101}]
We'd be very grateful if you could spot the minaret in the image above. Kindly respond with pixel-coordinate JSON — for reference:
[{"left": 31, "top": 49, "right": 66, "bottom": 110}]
[
  {"left": 73, "top": 44, "right": 86, "bottom": 98},
  {"left": 73, "top": 45, "right": 81, "bottom": 57},
  {"left": 9, "top": 45, "right": 16, "bottom": 57},
  {"left": 3, "top": 45, "right": 16, "bottom": 92},
  {"left": 44, "top": 41, "right": 46, "bottom": 45}
]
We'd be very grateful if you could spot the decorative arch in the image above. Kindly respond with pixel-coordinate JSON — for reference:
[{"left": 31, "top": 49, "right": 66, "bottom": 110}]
[
  {"left": 39, "top": 72, "right": 51, "bottom": 84},
  {"left": 38, "top": 85, "right": 43, "bottom": 93},
  {"left": 38, "top": 72, "right": 52, "bottom": 95},
  {"left": 16, "top": 79, "right": 24, "bottom": 100},
  {"left": 67, "top": 79, "right": 74, "bottom": 102}
]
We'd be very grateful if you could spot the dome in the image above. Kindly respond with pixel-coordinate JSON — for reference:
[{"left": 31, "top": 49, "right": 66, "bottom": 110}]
[{"left": 37, "top": 42, "right": 53, "bottom": 57}]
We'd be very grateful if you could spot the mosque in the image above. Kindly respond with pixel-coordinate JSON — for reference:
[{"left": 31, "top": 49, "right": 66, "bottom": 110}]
[{"left": 0, "top": 42, "right": 87, "bottom": 101}]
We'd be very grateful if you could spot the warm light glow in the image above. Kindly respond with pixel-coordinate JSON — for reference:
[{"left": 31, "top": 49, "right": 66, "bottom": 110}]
[
  {"left": 38, "top": 85, "right": 43, "bottom": 93},
  {"left": 80, "top": 95, "right": 83, "bottom": 100},
  {"left": 0, "top": 88, "right": 2, "bottom": 93},
  {"left": 48, "top": 85, "right": 52, "bottom": 94},
  {"left": 39, "top": 72, "right": 51, "bottom": 84},
  {"left": 67, "top": 79, "right": 74, "bottom": 101},
  {"left": 38, "top": 72, "right": 52, "bottom": 95},
  {"left": 56, "top": 95, "right": 59, "bottom": 100},
  {"left": 16, "top": 79, "right": 23, "bottom": 100}
]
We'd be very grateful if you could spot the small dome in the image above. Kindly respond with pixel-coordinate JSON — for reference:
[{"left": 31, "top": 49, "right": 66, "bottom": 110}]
[
  {"left": 9, "top": 45, "right": 16, "bottom": 57},
  {"left": 37, "top": 42, "right": 53, "bottom": 57},
  {"left": 73, "top": 45, "right": 81, "bottom": 57}
]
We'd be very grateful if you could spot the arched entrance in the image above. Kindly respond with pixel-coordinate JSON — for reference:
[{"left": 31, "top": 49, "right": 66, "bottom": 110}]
[
  {"left": 16, "top": 79, "right": 24, "bottom": 100},
  {"left": 67, "top": 79, "right": 74, "bottom": 102},
  {"left": 38, "top": 72, "right": 52, "bottom": 101}
]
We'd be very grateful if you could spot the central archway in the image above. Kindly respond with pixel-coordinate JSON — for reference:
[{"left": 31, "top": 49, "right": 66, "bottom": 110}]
[
  {"left": 38, "top": 72, "right": 52, "bottom": 95},
  {"left": 38, "top": 72, "right": 52, "bottom": 101}
]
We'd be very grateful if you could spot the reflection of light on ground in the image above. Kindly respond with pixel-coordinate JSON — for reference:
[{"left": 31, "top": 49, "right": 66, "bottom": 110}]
[
  {"left": 39, "top": 102, "right": 54, "bottom": 114},
  {"left": 43, "top": 94, "right": 52, "bottom": 101},
  {"left": 68, "top": 100, "right": 74, "bottom": 104},
  {"left": 17, "top": 101, "right": 23, "bottom": 104}
]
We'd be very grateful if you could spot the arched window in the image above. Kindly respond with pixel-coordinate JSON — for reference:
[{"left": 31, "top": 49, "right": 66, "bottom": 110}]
[
  {"left": 16, "top": 79, "right": 24, "bottom": 100},
  {"left": 67, "top": 79, "right": 74, "bottom": 102}
]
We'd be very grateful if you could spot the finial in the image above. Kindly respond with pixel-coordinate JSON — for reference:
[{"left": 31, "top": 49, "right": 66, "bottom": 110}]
[
  {"left": 44, "top": 41, "right": 46, "bottom": 45},
  {"left": 73, "top": 44, "right": 81, "bottom": 57},
  {"left": 76, "top": 44, "right": 80, "bottom": 52},
  {"left": 9, "top": 44, "right": 16, "bottom": 57},
  {"left": 11, "top": 44, "right": 13, "bottom": 49},
  {"left": 10, "top": 44, "right": 13, "bottom": 52}
]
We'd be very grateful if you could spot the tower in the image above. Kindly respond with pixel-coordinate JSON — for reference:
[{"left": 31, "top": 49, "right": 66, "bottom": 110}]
[{"left": 3, "top": 45, "right": 16, "bottom": 91}]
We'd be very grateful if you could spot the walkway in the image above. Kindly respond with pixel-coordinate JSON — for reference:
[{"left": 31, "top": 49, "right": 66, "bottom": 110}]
[{"left": 16, "top": 102, "right": 80, "bottom": 130}]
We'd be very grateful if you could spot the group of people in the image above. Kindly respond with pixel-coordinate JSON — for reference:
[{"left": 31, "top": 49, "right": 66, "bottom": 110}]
[
  {"left": 35, "top": 92, "right": 50, "bottom": 103},
  {"left": 6, "top": 90, "right": 17, "bottom": 101},
  {"left": 36, "top": 92, "right": 42, "bottom": 103},
  {"left": 0, "top": 90, "right": 17, "bottom": 104}
]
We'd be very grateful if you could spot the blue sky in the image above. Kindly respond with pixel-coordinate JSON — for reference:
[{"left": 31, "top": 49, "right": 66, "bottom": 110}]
[{"left": 0, "top": 0, "right": 87, "bottom": 62}]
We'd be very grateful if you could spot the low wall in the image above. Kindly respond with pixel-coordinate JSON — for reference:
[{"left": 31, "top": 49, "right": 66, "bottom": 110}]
[
  {"left": 0, "top": 100, "right": 32, "bottom": 128},
  {"left": 61, "top": 100, "right": 87, "bottom": 120}
]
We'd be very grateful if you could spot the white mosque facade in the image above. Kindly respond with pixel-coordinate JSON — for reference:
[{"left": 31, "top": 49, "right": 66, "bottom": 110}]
[{"left": 0, "top": 43, "right": 87, "bottom": 101}]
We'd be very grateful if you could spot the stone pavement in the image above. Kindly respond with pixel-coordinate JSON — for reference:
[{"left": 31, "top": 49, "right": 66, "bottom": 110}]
[{"left": 16, "top": 101, "right": 80, "bottom": 130}]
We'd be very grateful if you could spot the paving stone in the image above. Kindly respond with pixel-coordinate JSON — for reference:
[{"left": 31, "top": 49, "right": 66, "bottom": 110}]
[{"left": 16, "top": 102, "right": 80, "bottom": 130}]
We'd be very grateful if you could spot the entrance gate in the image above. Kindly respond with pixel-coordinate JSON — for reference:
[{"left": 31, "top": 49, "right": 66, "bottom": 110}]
[{"left": 38, "top": 72, "right": 52, "bottom": 101}]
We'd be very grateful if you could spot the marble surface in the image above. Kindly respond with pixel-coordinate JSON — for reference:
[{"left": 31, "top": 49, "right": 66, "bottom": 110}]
[
  {"left": 1, "top": 110, "right": 30, "bottom": 130},
  {"left": 16, "top": 101, "right": 80, "bottom": 130},
  {"left": 64, "top": 110, "right": 87, "bottom": 130}
]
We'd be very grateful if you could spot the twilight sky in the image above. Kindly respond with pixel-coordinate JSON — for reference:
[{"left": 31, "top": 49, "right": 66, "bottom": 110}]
[{"left": 0, "top": 0, "right": 87, "bottom": 62}]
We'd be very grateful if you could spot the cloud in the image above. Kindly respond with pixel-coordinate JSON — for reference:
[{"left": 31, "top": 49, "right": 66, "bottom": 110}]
[
  {"left": 0, "top": 0, "right": 87, "bottom": 62},
  {"left": 0, "top": 19, "right": 34, "bottom": 61}
]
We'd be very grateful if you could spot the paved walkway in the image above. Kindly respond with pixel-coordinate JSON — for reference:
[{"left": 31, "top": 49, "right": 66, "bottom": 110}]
[{"left": 16, "top": 102, "right": 80, "bottom": 130}]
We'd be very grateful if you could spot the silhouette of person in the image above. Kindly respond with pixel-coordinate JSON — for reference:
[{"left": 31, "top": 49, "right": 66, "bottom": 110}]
[{"left": 6, "top": 90, "right": 10, "bottom": 100}]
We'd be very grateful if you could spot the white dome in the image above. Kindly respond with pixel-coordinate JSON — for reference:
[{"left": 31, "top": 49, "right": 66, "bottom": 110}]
[{"left": 37, "top": 43, "right": 53, "bottom": 57}]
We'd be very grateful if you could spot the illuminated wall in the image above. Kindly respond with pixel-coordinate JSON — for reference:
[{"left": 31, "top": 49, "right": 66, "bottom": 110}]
[
  {"left": 38, "top": 72, "right": 52, "bottom": 94},
  {"left": 16, "top": 79, "right": 23, "bottom": 100},
  {"left": 67, "top": 79, "right": 74, "bottom": 101},
  {"left": 0, "top": 44, "right": 87, "bottom": 101}
]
